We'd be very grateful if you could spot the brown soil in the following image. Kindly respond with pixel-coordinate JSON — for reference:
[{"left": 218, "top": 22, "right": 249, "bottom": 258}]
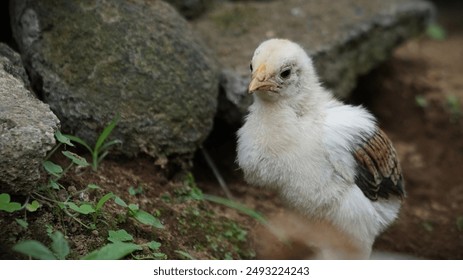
[{"left": 1, "top": 1, "right": 462, "bottom": 260}]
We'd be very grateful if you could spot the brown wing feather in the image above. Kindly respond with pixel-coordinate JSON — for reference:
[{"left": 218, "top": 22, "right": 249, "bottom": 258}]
[{"left": 353, "top": 129, "right": 405, "bottom": 201}]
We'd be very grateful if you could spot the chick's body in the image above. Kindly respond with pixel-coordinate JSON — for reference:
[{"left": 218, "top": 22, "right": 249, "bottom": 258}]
[{"left": 237, "top": 39, "right": 404, "bottom": 258}]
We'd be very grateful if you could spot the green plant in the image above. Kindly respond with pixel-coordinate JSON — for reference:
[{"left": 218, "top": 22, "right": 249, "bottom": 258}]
[
  {"left": 175, "top": 250, "right": 195, "bottom": 260},
  {"left": 128, "top": 185, "right": 143, "bottom": 196},
  {"left": 15, "top": 218, "right": 29, "bottom": 229},
  {"left": 13, "top": 230, "right": 70, "bottom": 260},
  {"left": 415, "top": 95, "right": 428, "bottom": 108},
  {"left": 0, "top": 193, "right": 41, "bottom": 216},
  {"left": 445, "top": 95, "right": 461, "bottom": 121},
  {"left": 179, "top": 173, "right": 267, "bottom": 224},
  {"left": 203, "top": 194, "right": 267, "bottom": 224},
  {"left": 64, "top": 191, "right": 115, "bottom": 226},
  {"left": 65, "top": 115, "right": 121, "bottom": 171},
  {"left": 42, "top": 132, "right": 90, "bottom": 190},
  {"left": 108, "top": 229, "right": 133, "bottom": 243},
  {"left": 456, "top": 216, "right": 463, "bottom": 231},
  {"left": 426, "top": 22, "right": 446, "bottom": 41},
  {"left": 84, "top": 230, "right": 164, "bottom": 260},
  {"left": 422, "top": 221, "right": 434, "bottom": 232},
  {"left": 114, "top": 196, "right": 164, "bottom": 229},
  {"left": 0, "top": 193, "right": 21, "bottom": 213},
  {"left": 13, "top": 227, "right": 165, "bottom": 260},
  {"left": 82, "top": 242, "right": 142, "bottom": 260}
]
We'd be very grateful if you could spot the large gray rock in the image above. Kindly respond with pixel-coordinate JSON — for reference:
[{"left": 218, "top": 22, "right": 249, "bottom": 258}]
[
  {"left": 0, "top": 43, "right": 59, "bottom": 194},
  {"left": 10, "top": 0, "right": 219, "bottom": 162},
  {"left": 192, "top": 0, "right": 434, "bottom": 124}
]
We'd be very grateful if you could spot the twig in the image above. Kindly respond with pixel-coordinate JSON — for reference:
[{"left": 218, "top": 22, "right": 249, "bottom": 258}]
[{"left": 200, "top": 147, "right": 233, "bottom": 199}]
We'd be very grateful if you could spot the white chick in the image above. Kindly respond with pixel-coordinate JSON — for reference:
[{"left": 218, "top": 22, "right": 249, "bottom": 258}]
[{"left": 236, "top": 39, "right": 404, "bottom": 259}]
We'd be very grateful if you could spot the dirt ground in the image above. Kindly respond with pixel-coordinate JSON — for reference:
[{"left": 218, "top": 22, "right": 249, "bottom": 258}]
[{"left": 2, "top": 1, "right": 462, "bottom": 260}]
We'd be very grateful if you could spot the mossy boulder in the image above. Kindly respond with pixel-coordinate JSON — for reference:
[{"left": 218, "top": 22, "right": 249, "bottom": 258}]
[{"left": 10, "top": 0, "right": 219, "bottom": 164}]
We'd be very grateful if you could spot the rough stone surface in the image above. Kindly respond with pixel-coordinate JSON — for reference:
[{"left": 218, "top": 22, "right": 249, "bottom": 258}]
[
  {"left": 0, "top": 43, "right": 59, "bottom": 194},
  {"left": 192, "top": 0, "right": 434, "bottom": 124},
  {"left": 10, "top": 0, "right": 219, "bottom": 162}
]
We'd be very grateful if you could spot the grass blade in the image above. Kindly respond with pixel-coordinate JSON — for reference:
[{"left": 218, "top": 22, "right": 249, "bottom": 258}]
[
  {"left": 65, "top": 134, "right": 93, "bottom": 153},
  {"left": 100, "top": 139, "right": 123, "bottom": 153},
  {"left": 203, "top": 194, "right": 267, "bottom": 224},
  {"left": 175, "top": 250, "right": 195, "bottom": 260},
  {"left": 95, "top": 192, "right": 114, "bottom": 212},
  {"left": 95, "top": 115, "right": 120, "bottom": 154}
]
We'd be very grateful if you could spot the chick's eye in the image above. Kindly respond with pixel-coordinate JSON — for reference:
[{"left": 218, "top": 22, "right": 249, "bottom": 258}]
[
  {"left": 280, "top": 69, "right": 291, "bottom": 79},
  {"left": 250, "top": 63, "right": 253, "bottom": 72}
]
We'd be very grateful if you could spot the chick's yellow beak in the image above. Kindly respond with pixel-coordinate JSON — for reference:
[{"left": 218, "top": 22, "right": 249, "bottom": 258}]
[{"left": 248, "top": 64, "right": 277, "bottom": 94}]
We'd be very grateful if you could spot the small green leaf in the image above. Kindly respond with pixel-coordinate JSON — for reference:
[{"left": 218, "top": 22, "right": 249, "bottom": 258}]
[
  {"left": 79, "top": 204, "right": 96, "bottom": 214},
  {"left": 153, "top": 252, "right": 167, "bottom": 260},
  {"left": 62, "top": 151, "right": 89, "bottom": 167},
  {"left": 128, "top": 204, "right": 139, "bottom": 212},
  {"left": 146, "top": 241, "right": 161, "bottom": 251},
  {"left": 446, "top": 95, "right": 461, "bottom": 115},
  {"left": 128, "top": 186, "right": 143, "bottom": 196},
  {"left": 55, "top": 131, "right": 74, "bottom": 146},
  {"left": 67, "top": 202, "right": 96, "bottom": 215},
  {"left": 15, "top": 218, "right": 29, "bottom": 229},
  {"left": 415, "top": 95, "right": 428, "bottom": 108},
  {"left": 0, "top": 193, "right": 10, "bottom": 204},
  {"left": 0, "top": 193, "right": 21, "bottom": 213},
  {"left": 189, "top": 187, "right": 203, "bottom": 200},
  {"left": 422, "top": 221, "right": 434, "bottom": 232},
  {"left": 95, "top": 192, "right": 114, "bottom": 212},
  {"left": 13, "top": 240, "right": 57, "bottom": 260},
  {"left": 45, "top": 225, "right": 54, "bottom": 236},
  {"left": 456, "top": 217, "right": 463, "bottom": 231},
  {"left": 426, "top": 23, "right": 446, "bottom": 40},
  {"left": 49, "top": 179, "right": 61, "bottom": 190},
  {"left": 82, "top": 242, "right": 142, "bottom": 260},
  {"left": 175, "top": 250, "right": 195, "bottom": 260},
  {"left": 26, "top": 200, "right": 40, "bottom": 212},
  {"left": 87, "top": 184, "right": 100, "bottom": 190},
  {"left": 50, "top": 231, "right": 70, "bottom": 260},
  {"left": 43, "top": 161, "right": 63, "bottom": 177},
  {"left": 108, "top": 229, "right": 133, "bottom": 243},
  {"left": 132, "top": 210, "right": 163, "bottom": 229},
  {"left": 114, "top": 196, "right": 128, "bottom": 208}
]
